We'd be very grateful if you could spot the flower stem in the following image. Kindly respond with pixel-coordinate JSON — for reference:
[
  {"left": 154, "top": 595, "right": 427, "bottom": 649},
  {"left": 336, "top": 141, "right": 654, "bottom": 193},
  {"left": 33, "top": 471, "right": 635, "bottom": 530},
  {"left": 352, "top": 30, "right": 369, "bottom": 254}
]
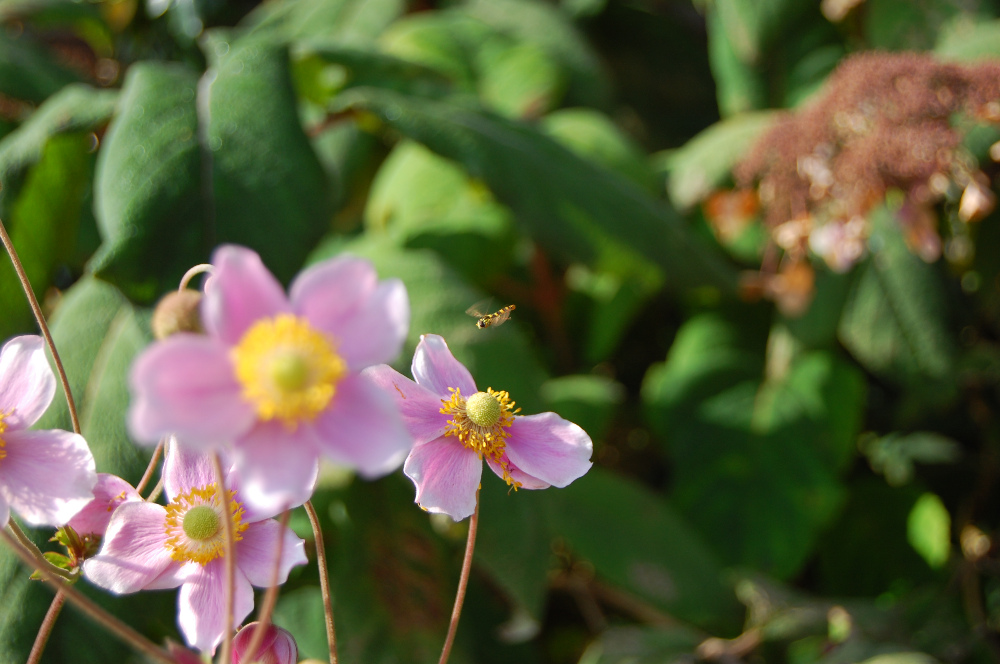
[
  {"left": 27, "top": 591, "right": 65, "bottom": 664},
  {"left": 0, "top": 217, "right": 80, "bottom": 435},
  {"left": 438, "top": 490, "right": 480, "bottom": 664},
  {"left": 0, "top": 528, "right": 175, "bottom": 664},
  {"left": 304, "top": 500, "right": 338, "bottom": 664},
  {"left": 6, "top": 521, "right": 73, "bottom": 582},
  {"left": 211, "top": 453, "right": 236, "bottom": 664},
  {"left": 242, "top": 509, "right": 290, "bottom": 662},
  {"left": 135, "top": 438, "right": 165, "bottom": 497}
]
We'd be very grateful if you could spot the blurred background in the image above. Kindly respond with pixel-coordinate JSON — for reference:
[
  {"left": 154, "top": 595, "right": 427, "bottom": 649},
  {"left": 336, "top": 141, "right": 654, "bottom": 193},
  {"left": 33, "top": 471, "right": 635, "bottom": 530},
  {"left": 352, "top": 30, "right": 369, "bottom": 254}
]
[{"left": 2, "top": 0, "right": 1000, "bottom": 662}]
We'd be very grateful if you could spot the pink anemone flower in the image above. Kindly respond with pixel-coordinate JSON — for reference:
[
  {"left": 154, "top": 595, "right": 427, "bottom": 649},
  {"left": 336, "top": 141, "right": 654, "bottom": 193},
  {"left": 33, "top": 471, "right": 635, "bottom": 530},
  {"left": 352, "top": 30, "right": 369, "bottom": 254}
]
[
  {"left": 363, "top": 334, "right": 594, "bottom": 521},
  {"left": 67, "top": 473, "right": 141, "bottom": 538},
  {"left": 0, "top": 335, "right": 96, "bottom": 527},
  {"left": 128, "top": 245, "right": 413, "bottom": 511},
  {"left": 83, "top": 442, "right": 307, "bottom": 653}
]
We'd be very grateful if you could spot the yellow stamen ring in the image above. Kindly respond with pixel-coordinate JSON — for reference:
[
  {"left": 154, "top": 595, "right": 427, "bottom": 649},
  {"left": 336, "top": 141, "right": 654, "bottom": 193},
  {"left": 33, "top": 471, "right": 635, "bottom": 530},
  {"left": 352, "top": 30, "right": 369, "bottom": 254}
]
[
  {"left": 163, "top": 484, "right": 247, "bottom": 566},
  {"left": 440, "top": 387, "right": 523, "bottom": 489},
  {"left": 231, "top": 314, "right": 347, "bottom": 428},
  {"left": 0, "top": 410, "right": 11, "bottom": 463}
]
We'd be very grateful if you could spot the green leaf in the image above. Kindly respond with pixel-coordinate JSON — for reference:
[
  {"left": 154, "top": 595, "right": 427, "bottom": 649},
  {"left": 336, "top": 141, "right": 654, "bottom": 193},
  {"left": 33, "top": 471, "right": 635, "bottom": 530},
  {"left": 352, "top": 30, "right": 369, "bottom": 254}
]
[
  {"left": 861, "top": 432, "right": 961, "bottom": 487},
  {"left": 907, "top": 493, "right": 951, "bottom": 569},
  {"left": 35, "top": 276, "right": 153, "bottom": 483},
  {"left": 242, "top": 0, "right": 405, "bottom": 46},
  {"left": 548, "top": 467, "right": 743, "bottom": 630},
  {"left": 838, "top": 207, "right": 955, "bottom": 382},
  {"left": 865, "top": 0, "right": 975, "bottom": 51},
  {"left": 364, "top": 140, "right": 515, "bottom": 284},
  {"left": 935, "top": 17, "right": 1000, "bottom": 61},
  {"left": 542, "top": 108, "right": 658, "bottom": 193},
  {"left": 706, "top": 6, "right": 768, "bottom": 116},
  {"left": 337, "top": 88, "right": 738, "bottom": 294},
  {"left": 712, "top": 0, "right": 813, "bottom": 65},
  {"left": 643, "top": 313, "right": 866, "bottom": 578},
  {"left": 663, "top": 111, "right": 776, "bottom": 210},
  {"left": 477, "top": 40, "right": 565, "bottom": 118},
  {"left": 0, "top": 33, "right": 82, "bottom": 103},
  {"left": 92, "top": 33, "right": 333, "bottom": 302}
]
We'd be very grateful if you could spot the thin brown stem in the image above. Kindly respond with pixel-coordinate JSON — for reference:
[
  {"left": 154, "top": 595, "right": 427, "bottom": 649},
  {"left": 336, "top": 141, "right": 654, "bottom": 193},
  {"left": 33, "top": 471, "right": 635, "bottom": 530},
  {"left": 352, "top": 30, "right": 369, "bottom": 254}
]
[
  {"left": 27, "top": 591, "right": 66, "bottom": 664},
  {"left": 304, "top": 500, "right": 338, "bottom": 664},
  {"left": 135, "top": 439, "right": 165, "bottom": 497},
  {"left": 212, "top": 454, "right": 236, "bottom": 664},
  {"left": 0, "top": 528, "right": 175, "bottom": 664},
  {"left": 243, "top": 510, "right": 290, "bottom": 662},
  {"left": 0, "top": 217, "right": 80, "bottom": 434},
  {"left": 438, "top": 491, "right": 480, "bottom": 664}
]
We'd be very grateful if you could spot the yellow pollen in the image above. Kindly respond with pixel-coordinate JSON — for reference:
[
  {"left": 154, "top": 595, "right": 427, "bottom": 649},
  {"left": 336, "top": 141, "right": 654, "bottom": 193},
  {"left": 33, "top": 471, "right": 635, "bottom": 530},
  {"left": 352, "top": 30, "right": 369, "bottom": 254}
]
[
  {"left": 163, "top": 484, "right": 247, "bottom": 566},
  {"left": 440, "top": 387, "right": 522, "bottom": 488},
  {"left": 232, "top": 314, "right": 347, "bottom": 427},
  {"left": 0, "top": 410, "right": 10, "bottom": 463}
]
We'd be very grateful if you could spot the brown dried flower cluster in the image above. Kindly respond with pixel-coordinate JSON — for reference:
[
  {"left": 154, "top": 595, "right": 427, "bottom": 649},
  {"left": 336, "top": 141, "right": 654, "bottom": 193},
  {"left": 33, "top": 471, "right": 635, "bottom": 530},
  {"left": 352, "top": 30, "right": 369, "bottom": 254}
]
[{"left": 724, "top": 52, "right": 1000, "bottom": 315}]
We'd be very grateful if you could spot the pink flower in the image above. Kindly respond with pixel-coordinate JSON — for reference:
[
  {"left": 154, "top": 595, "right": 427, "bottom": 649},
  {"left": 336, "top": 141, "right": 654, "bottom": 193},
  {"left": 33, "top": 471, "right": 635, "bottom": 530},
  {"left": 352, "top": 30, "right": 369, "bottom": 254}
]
[
  {"left": 232, "top": 622, "right": 297, "bottom": 664},
  {"left": 83, "top": 442, "right": 307, "bottom": 653},
  {"left": 364, "top": 334, "right": 593, "bottom": 521},
  {"left": 0, "top": 335, "right": 96, "bottom": 527},
  {"left": 128, "top": 245, "right": 413, "bottom": 511},
  {"left": 67, "top": 473, "right": 141, "bottom": 537}
]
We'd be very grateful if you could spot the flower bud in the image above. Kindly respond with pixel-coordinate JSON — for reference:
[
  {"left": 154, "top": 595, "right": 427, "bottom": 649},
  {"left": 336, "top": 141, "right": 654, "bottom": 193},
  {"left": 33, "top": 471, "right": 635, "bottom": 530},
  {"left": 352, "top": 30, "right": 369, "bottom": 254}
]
[
  {"left": 151, "top": 289, "right": 203, "bottom": 340},
  {"left": 232, "top": 622, "right": 297, "bottom": 664}
]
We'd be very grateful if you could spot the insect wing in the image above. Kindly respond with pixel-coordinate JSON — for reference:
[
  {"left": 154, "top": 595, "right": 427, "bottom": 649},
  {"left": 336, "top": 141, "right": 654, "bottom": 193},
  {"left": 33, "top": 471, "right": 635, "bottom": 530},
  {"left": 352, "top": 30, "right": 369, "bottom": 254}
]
[
  {"left": 465, "top": 298, "right": 494, "bottom": 318},
  {"left": 489, "top": 306, "right": 514, "bottom": 328}
]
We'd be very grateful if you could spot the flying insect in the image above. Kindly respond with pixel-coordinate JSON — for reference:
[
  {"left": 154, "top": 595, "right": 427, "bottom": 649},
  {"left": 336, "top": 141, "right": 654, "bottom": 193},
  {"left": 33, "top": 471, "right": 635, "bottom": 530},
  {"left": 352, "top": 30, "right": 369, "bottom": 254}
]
[{"left": 466, "top": 300, "right": 516, "bottom": 329}]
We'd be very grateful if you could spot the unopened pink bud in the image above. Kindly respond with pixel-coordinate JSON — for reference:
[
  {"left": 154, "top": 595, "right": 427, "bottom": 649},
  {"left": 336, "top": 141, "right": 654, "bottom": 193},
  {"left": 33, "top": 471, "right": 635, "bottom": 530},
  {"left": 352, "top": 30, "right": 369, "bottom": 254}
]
[{"left": 231, "top": 622, "right": 297, "bottom": 664}]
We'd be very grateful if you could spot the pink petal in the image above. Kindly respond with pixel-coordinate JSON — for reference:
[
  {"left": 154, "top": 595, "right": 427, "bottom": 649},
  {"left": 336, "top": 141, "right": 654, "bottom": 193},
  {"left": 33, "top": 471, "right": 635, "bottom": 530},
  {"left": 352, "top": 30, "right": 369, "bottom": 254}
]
[
  {"left": 235, "top": 519, "right": 307, "bottom": 587},
  {"left": 128, "top": 335, "right": 255, "bottom": 447},
  {"left": 361, "top": 365, "right": 448, "bottom": 445},
  {"left": 233, "top": 421, "right": 319, "bottom": 516},
  {"left": 0, "top": 429, "right": 96, "bottom": 526},
  {"left": 68, "top": 473, "right": 141, "bottom": 536},
  {"left": 147, "top": 560, "right": 199, "bottom": 590},
  {"left": 164, "top": 439, "right": 231, "bottom": 503},
  {"left": 500, "top": 413, "right": 593, "bottom": 488},
  {"left": 312, "top": 373, "right": 412, "bottom": 478},
  {"left": 403, "top": 437, "right": 482, "bottom": 521},
  {"left": 178, "top": 560, "right": 254, "bottom": 653},
  {"left": 202, "top": 245, "right": 291, "bottom": 345},
  {"left": 0, "top": 335, "right": 55, "bottom": 429},
  {"left": 411, "top": 335, "right": 476, "bottom": 397},
  {"left": 82, "top": 501, "right": 175, "bottom": 593},
  {"left": 292, "top": 257, "right": 408, "bottom": 370},
  {"left": 485, "top": 455, "right": 551, "bottom": 490}
]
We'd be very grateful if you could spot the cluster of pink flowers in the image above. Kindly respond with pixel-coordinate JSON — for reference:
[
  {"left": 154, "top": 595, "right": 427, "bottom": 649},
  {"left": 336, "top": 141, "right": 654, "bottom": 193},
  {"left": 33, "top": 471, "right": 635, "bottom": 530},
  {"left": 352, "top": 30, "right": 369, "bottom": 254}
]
[{"left": 7, "top": 244, "right": 594, "bottom": 656}]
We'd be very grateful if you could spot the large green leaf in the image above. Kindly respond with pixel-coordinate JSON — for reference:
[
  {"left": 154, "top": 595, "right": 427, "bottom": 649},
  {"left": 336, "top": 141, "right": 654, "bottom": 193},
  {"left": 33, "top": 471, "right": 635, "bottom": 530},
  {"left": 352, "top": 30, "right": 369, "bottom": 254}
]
[
  {"left": 242, "top": 0, "right": 405, "bottom": 46},
  {"left": 35, "top": 276, "right": 153, "bottom": 483},
  {"left": 0, "top": 33, "right": 82, "bottom": 103},
  {"left": 549, "top": 467, "right": 743, "bottom": 631},
  {"left": 91, "top": 33, "right": 333, "bottom": 301},
  {"left": 935, "top": 17, "right": 1000, "bottom": 60},
  {"left": 838, "top": 208, "right": 954, "bottom": 382},
  {"left": 643, "top": 313, "right": 866, "bottom": 578},
  {"left": 336, "top": 88, "right": 738, "bottom": 294}
]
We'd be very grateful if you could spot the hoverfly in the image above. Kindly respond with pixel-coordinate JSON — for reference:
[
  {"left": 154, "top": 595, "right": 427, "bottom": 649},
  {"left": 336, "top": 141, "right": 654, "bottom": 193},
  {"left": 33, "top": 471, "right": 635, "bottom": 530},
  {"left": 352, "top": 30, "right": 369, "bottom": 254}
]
[{"left": 466, "top": 299, "right": 516, "bottom": 330}]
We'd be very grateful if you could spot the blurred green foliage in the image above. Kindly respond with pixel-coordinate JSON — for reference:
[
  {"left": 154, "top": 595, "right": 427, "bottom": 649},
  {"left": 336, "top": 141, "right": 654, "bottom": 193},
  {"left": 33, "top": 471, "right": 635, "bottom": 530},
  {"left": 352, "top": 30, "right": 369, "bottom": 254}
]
[{"left": 2, "top": 0, "right": 1000, "bottom": 662}]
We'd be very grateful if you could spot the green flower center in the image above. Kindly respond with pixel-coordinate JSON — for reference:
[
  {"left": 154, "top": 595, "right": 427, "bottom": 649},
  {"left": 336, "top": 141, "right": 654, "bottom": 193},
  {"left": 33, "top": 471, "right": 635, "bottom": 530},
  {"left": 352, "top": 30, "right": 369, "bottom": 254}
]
[
  {"left": 466, "top": 391, "right": 502, "bottom": 427},
  {"left": 182, "top": 505, "right": 221, "bottom": 541}
]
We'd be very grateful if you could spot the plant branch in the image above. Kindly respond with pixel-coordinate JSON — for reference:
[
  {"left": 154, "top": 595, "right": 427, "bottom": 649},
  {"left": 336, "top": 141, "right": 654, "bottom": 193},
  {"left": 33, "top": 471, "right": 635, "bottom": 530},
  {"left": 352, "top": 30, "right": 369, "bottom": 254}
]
[
  {"left": 304, "top": 500, "right": 338, "bottom": 664},
  {"left": 438, "top": 490, "right": 480, "bottom": 664},
  {"left": 212, "top": 453, "right": 236, "bottom": 664},
  {"left": 0, "top": 528, "right": 175, "bottom": 664},
  {"left": 135, "top": 439, "right": 165, "bottom": 497},
  {"left": 27, "top": 591, "right": 65, "bottom": 664},
  {"left": 0, "top": 217, "right": 80, "bottom": 435}
]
